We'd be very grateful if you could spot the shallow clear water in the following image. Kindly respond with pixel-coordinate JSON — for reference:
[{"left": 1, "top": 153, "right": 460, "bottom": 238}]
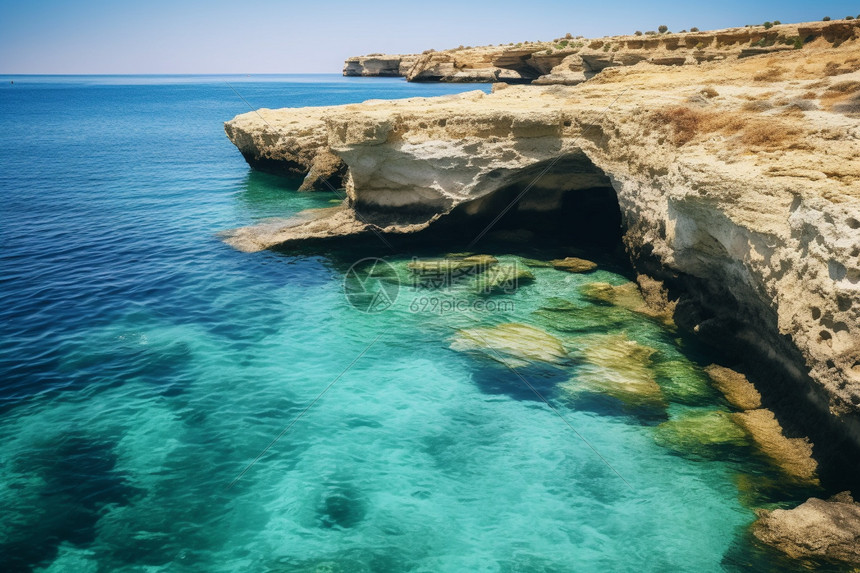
[{"left": 0, "top": 75, "right": 823, "bottom": 572}]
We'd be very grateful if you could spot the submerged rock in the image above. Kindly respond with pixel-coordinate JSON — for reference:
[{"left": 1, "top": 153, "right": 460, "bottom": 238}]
[
  {"left": 653, "top": 360, "right": 718, "bottom": 405},
  {"left": 752, "top": 492, "right": 860, "bottom": 565},
  {"left": 580, "top": 282, "right": 646, "bottom": 310},
  {"left": 732, "top": 409, "right": 819, "bottom": 485},
  {"left": 532, "top": 304, "right": 630, "bottom": 334},
  {"left": 475, "top": 264, "right": 535, "bottom": 294},
  {"left": 408, "top": 255, "right": 498, "bottom": 274},
  {"left": 705, "top": 365, "right": 762, "bottom": 411},
  {"left": 450, "top": 323, "right": 569, "bottom": 368},
  {"left": 561, "top": 333, "right": 664, "bottom": 407},
  {"left": 580, "top": 281, "right": 674, "bottom": 327},
  {"left": 549, "top": 257, "right": 598, "bottom": 273},
  {"left": 520, "top": 258, "right": 555, "bottom": 268},
  {"left": 654, "top": 410, "right": 749, "bottom": 457}
]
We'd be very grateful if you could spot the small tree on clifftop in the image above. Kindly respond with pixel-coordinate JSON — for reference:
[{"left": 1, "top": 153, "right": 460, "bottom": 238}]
[{"left": 658, "top": 25, "right": 668, "bottom": 33}]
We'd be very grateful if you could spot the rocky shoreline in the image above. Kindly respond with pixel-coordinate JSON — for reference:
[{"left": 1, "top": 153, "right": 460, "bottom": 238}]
[
  {"left": 344, "top": 20, "right": 860, "bottom": 85},
  {"left": 226, "top": 18, "right": 860, "bottom": 566}
]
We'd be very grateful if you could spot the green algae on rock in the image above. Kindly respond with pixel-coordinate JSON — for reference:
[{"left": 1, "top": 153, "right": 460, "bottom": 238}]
[
  {"left": 653, "top": 360, "right": 719, "bottom": 406},
  {"left": 450, "top": 323, "right": 569, "bottom": 368},
  {"left": 654, "top": 410, "right": 750, "bottom": 458},
  {"left": 549, "top": 257, "right": 598, "bottom": 273},
  {"left": 532, "top": 304, "right": 631, "bottom": 334},
  {"left": 561, "top": 333, "right": 665, "bottom": 408}
]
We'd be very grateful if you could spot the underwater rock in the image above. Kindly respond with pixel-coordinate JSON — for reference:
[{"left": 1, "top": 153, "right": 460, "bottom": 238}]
[
  {"left": 752, "top": 491, "right": 860, "bottom": 565},
  {"left": 450, "top": 323, "right": 569, "bottom": 368},
  {"left": 532, "top": 304, "right": 630, "bottom": 334},
  {"left": 408, "top": 255, "right": 498, "bottom": 274},
  {"left": 653, "top": 360, "right": 718, "bottom": 405},
  {"left": 580, "top": 282, "right": 645, "bottom": 310},
  {"left": 732, "top": 408, "right": 819, "bottom": 485},
  {"left": 549, "top": 257, "right": 598, "bottom": 273},
  {"left": 654, "top": 410, "right": 749, "bottom": 457},
  {"left": 705, "top": 365, "right": 762, "bottom": 411},
  {"left": 520, "top": 258, "right": 555, "bottom": 268},
  {"left": 475, "top": 264, "right": 535, "bottom": 294},
  {"left": 561, "top": 333, "right": 664, "bottom": 407},
  {"left": 580, "top": 281, "right": 675, "bottom": 327}
]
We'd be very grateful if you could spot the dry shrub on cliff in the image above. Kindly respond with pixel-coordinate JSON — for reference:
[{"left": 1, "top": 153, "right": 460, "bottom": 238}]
[
  {"left": 821, "top": 81, "right": 860, "bottom": 114},
  {"left": 701, "top": 86, "right": 719, "bottom": 98},
  {"left": 824, "top": 60, "right": 860, "bottom": 76},
  {"left": 742, "top": 100, "right": 774, "bottom": 112},
  {"left": 740, "top": 120, "right": 804, "bottom": 148},
  {"left": 649, "top": 106, "right": 701, "bottom": 144},
  {"left": 753, "top": 67, "right": 785, "bottom": 82},
  {"left": 826, "top": 80, "right": 860, "bottom": 94},
  {"left": 650, "top": 106, "right": 802, "bottom": 149}
]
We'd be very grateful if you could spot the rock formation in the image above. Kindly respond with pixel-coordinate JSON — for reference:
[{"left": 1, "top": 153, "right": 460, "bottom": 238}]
[
  {"left": 225, "top": 27, "right": 860, "bottom": 459},
  {"left": 343, "top": 20, "right": 860, "bottom": 85},
  {"left": 343, "top": 54, "right": 419, "bottom": 77},
  {"left": 753, "top": 491, "right": 860, "bottom": 565}
]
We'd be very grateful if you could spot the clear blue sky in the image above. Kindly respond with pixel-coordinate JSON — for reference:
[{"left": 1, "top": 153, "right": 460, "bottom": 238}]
[{"left": 1, "top": 0, "right": 858, "bottom": 74}]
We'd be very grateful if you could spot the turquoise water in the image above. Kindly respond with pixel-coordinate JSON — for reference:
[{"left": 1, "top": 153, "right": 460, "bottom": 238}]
[{"left": 0, "top": 75, "right": 822, "bottom": 572}]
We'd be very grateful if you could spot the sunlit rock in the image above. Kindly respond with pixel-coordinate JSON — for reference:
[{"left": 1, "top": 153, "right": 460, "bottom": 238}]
[
  {"left": 549, "top": 257, "right": 598, "bottom": 273},
  {"left": 450, "top": 323, "right": 569, "bottom": 368},
  {"left": 752, "top": 491, "right": 860, "bottom": 566},
  {"left": 732, "top": 408, "right": 819, "bottom": 485},
  {"left": 705, "top": 365, "right": 762, "bottom": 411}
]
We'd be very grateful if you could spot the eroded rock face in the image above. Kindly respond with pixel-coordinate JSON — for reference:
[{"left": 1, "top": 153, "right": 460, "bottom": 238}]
[
  {"left": 343, "top": 54, "right": 419, "bottom": 77},
  {"left": 752, "top": 492, "right": 860, "bottom": 565},
  {"left": 343, "top": 20, "right": 860, "bottom": 85},
  {"left": 224, "top": 30, "right": 860, "bottom": 454}
]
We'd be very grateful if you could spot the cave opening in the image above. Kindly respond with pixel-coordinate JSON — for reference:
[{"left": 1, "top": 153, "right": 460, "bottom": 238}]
[{"left": 429, "top": 151, "right": 624, "bottom": 253}]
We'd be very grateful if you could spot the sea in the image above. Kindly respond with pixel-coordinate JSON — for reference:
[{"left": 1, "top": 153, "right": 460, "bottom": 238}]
[{"left": 0, "top": 74, "right": 829, "bottom": 572}]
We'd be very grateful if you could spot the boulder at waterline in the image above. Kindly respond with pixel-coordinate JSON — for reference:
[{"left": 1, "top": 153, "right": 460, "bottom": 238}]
[{"left": 752, "top": 491, "right": 860, "bottom": 566}]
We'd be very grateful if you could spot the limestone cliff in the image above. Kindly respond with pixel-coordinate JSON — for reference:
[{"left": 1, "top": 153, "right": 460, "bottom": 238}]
[
  {"left": 343, "top": 20, "right": 860, "bottom": 85},
  {"left": 343, "top": 54, "right": 419, "bottom": 77},
  {"left": 226, "top": 28, "right": 860, "bottom": 462}
]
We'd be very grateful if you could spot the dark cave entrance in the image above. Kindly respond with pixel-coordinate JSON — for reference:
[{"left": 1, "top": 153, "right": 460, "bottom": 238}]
[{"left": 434, "top": 151, "right": 624, "bottom": 251}]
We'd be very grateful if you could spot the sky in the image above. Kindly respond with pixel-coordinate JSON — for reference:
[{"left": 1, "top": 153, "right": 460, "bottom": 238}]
[{"left": 1, "top": 0, "right": 858, "bottom": 74}]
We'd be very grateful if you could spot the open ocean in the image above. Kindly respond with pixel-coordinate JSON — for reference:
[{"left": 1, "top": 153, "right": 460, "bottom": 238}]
[{"left": 0, "top": 75, "right": 825, "bottom": 572}]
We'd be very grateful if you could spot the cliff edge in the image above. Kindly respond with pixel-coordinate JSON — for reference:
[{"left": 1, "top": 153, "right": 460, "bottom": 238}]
[
  {"left": 344, "top": 20, "right": 860, "bottom": 85},
  {"left": 227, "top": 26, "right": 860, "bottom": 460}
]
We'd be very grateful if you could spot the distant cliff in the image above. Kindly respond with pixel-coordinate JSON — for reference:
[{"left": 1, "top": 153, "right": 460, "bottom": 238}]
[{"left": 344, "top": 20, "right": 860, "bottom": 84}]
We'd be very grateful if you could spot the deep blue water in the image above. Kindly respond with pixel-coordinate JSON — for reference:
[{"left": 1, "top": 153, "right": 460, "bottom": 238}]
[{"left": 0, "top": 74, "right": 822, "bottom": 572}]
